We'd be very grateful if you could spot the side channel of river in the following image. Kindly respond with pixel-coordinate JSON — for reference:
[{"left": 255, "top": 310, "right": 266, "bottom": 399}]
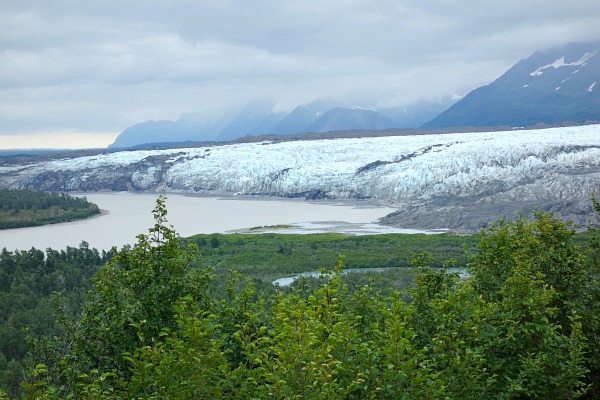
[
  {"left": 0, "top": 192, "right": 434, "bottom": 252},
  {"left": 272, "top": 267, "right": 469, "bottom": 287}
]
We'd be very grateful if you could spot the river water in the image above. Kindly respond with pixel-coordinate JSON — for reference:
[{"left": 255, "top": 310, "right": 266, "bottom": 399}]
[
  {"left": 272, "top": 267, "right": 469, "bottom": 287},
  {"left": 0, "top": 192, "right": 427, "bottom": 251}
]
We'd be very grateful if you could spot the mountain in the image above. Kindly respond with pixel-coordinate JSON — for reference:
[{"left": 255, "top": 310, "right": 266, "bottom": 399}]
[
  {"left": 110, "top": 102, "right": 397, "bottom": 148},
  {"left": 108, "top": 97, "right": 454, "bottom": 149},
  {"left": 425, "top": 42, "right": 600, "bottom": 128},
  {"left": 217, "top": 101, "right": 285, "bottom": 140},
  {"left": 109, "top": 112, "right": 222, "bottom": 149},
  {"left": 307, "top": 108, "right": 398, "bottom": 132},
  {"left": 379, "top": 99, "right": 457, "bottom": 128},
  {"left": 110, "top": 120, "right": 183, "bottom": 148},
  {"left": 270, "top": 99, "right": 342, "bottom": 135}
]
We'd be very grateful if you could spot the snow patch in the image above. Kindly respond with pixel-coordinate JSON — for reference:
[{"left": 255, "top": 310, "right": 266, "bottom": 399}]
[
  {"left": 522, "top": 84, "right": 529, "bottom": 88},
  {"left": 589, "top": 82, "right": 597, "bottom": 92},
  {"left": 529, "top": 51, "right": 597, "bottom": 76},
  {"left": 555, "top": 86, "right": 561, "bottom": 91}
]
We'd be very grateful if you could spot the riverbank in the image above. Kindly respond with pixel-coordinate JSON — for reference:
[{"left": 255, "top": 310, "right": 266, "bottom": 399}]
[
  {"left": 0, "top": 189, "right": 100, "bottom": 229},
  {"left": 0, "top": 192, "right": 424, "bottom": 251}
]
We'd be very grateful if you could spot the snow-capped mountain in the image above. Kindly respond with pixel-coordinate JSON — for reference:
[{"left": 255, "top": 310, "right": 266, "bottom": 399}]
[
  {"left": 3, "top": 125, "right": 600, "bottom": 230},
  {"left": 425, "top": 42, "right": 600, "bottom": 128}
]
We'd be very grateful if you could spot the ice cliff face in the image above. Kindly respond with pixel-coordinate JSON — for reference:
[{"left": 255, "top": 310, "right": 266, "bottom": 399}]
[{"left": 1, "top": 125, "right": 600, "bottom": 229}]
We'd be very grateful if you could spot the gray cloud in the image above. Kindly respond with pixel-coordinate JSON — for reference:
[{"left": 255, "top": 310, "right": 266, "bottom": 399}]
[{"left": 1, "top": 0, "right": 599, "bottom": 143}]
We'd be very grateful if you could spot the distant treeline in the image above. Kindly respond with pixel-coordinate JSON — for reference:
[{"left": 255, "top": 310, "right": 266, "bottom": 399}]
[{"left": 0, "top": 189, "right": 99, "bottom": 229}]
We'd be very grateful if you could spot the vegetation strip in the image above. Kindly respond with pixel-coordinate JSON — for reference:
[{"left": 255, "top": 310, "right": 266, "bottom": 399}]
[{"left": 0, "top": 189, "right": 99, "bottom": 229}]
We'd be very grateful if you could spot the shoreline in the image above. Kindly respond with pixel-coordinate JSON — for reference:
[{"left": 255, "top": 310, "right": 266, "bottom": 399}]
[
  {"left": 0, "top": 207, "right": 107, "bottom": 231},
  {"left": 0, "top": 192, "right": 421, "bottom": 252}
]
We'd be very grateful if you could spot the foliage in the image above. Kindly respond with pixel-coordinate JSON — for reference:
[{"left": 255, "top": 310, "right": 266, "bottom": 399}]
[
  {"left": 9, "top": 197, "right": 600, "bottom": 398},
  {"left": 0, "top": 243, "right": 110, "bottom": 398},
  {"left": 470, "top": 212, "right": 600, "bottom": 395},
  {"left": 189, "top": 231, "right": 474, "bottom": 278},
  {"left": 470, "top": 213, "right": 588, "bottom": 326},
  {"left": 583, "top": 194, "right": 600, "bottom": 398},
  {"left": 0, "top": 189, "right": 99, "bottom": 229},
  {"left": 24, "top": 195, "right": 214, "bottom": 397}
]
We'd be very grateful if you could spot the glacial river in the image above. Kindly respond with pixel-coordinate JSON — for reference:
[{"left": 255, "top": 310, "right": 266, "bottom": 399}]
[
  {"left": 272, "top": 267, "right": 469, "bottom": 287},
  {"left": 0, "top": 192, "right": 428, "bottom": 251}
]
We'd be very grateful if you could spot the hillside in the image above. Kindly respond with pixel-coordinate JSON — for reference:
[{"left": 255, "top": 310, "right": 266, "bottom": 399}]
[{"left": 425, "top": 42, "right": 600, "bottom": 128}]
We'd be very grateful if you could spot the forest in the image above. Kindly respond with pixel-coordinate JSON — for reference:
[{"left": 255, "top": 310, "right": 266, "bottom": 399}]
[
  {"left": 0, "top": 190, "right": 99, "bottom": 229},
  {"left": 0, "top": 244, "right": 114, "bottom": 397},
  {"left": 0, "top": 195, "right": 599, "bottom": 399}
]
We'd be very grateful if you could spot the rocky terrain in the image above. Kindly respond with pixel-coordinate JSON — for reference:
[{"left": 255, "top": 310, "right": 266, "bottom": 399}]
[{"left": 1, "top": 125, "right": 599, "bottom": 231}]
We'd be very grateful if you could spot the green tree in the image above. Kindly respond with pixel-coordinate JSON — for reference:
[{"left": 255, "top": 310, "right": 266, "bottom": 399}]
[
  {"left": 22, "top": 203, "right": 596, "bottom": 399},
  {"left": 583, "top": 194, "right": 600, "bottom": 397},
  {"left": 467, "top": 212, "right": 591, "bottom": 397},
  {"left": 36, "top": 196, "right": 210, "bottom": 397},
  {"left": 468, "top": 213, "right": 592, "bottom": 346}
]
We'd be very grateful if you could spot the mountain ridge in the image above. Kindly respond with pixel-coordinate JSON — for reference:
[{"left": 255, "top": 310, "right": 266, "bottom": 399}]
[
  {"left": 110, "top": 41, "right": 600, "bottom": 148},
  {"left": 109, "top": 100, "right": 451, "bottom": 149},
  {"left": 307, "top": 108, "right": 398, "bottom": 132},
  {"left": 424, "top": 42, "right": 600, "bottom": 128}
]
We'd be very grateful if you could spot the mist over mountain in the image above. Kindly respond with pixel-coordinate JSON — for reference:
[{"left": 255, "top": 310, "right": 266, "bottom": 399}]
[
  {"left": 110, "top": 42, "right": 600, "bottom": 149},
  {"left": 217, "top": 102, "right": 286, "bottom": 141},
  {"left": 425, "top": 42, "right": 600, "bottom": 128},
  {"left": 111, "top": 120, "right": 184, "bottom": 149},
  {"left": 307, "top": 108, "right": 397, "bottom": 132},
  {"left": 110, "top": 112, "right": 224, "bottom": 149},
  {"left": 270, "top": 99, "right": 342, "bottom": 135},
  {"left": 109, "top": 99, "right": 452, "bottom": 149},
  {"left": 379, "top": 100, "right": 455, "bottom": 128}
]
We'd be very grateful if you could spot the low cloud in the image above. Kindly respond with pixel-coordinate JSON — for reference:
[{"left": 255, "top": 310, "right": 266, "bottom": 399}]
[
  {"left": 1, "top": 0, "right": 599, "bottom": 145},
  {"left": 0, "top": 131, "right": 118, "bottom": 150}
]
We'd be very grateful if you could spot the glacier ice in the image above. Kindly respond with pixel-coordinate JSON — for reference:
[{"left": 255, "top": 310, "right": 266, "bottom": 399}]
[{"left": 1, "top": 125, "right": 600, "bottom": 211}]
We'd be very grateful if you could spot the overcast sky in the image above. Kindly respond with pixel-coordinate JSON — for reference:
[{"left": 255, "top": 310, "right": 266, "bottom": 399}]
[{"left": 1, "top": 1, "right": 600, "bottom": 149}]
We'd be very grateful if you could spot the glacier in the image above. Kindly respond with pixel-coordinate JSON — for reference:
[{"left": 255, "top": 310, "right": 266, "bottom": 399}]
[{"left": 1, "top": 125, "right": 600, "bottom": 230}]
